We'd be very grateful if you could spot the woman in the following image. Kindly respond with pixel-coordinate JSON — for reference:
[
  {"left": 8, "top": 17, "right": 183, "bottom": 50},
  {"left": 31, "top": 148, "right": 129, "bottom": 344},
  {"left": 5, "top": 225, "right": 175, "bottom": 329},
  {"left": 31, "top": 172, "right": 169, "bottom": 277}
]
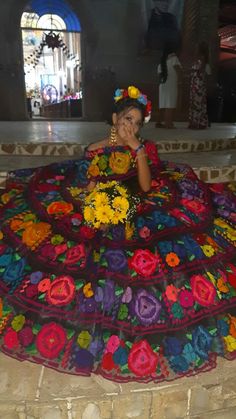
[
  {"left": 0, "top": 86, "right": 235, "bottom": 383},
  {"left": 157, "top": 45, "right": 182, "bottom": 128},
  {"left": 189, "top": 42, "right": 212, "bottom": 129}
]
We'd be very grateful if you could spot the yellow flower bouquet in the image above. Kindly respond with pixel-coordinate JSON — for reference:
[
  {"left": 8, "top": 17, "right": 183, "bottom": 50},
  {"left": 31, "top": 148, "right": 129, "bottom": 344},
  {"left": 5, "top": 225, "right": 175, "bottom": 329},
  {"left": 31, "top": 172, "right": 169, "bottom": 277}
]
[{"left": 83, "top": 181, "right": 139, "bottom": 229}]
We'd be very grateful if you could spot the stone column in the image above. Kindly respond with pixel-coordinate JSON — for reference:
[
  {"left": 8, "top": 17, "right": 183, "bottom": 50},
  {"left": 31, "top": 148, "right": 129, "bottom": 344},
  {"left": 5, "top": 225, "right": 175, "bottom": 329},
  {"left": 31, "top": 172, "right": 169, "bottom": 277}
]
[{"left": 0, "top": 1, "right": 28, "bottom": 120}]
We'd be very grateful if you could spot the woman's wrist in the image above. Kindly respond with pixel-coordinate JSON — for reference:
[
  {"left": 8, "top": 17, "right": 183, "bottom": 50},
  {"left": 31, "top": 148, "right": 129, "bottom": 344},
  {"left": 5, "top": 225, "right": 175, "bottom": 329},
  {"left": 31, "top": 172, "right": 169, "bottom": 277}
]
[{"left": 134, "top": 144, "right": 145, "bottom": 154}]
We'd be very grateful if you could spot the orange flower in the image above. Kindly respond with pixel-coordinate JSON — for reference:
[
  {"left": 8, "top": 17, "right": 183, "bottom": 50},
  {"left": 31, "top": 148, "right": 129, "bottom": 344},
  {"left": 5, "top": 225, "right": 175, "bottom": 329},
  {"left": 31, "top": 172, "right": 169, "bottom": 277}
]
[
  {"left": 83, "top": 282, "right": 94, "bottom": 298},
  {"left": 165, "top": 252, "right": 180, "bottom": 267},
  {"left": 87, "top": 164, "right": 100, "bottom": 177},
  {"left": 10, "top": 218, "right": 24, "bottom": 232},
  {"left": 217, "top": 277, "right": 229, "bottom": 293},
  {"left": 38, "top": 278, "right": 51, "bottom": 292},
  {"left": 22, "top": 222, "right": 51, "bottom": 249},
  {"left": 109, "top": 152, "right": 131, "bottom": 174},
  {"left": 229, "top": 315, "right": 236, "bottom": 338},
  {"left": 47, "top": 201, "right": 73, "bottom": 217}
]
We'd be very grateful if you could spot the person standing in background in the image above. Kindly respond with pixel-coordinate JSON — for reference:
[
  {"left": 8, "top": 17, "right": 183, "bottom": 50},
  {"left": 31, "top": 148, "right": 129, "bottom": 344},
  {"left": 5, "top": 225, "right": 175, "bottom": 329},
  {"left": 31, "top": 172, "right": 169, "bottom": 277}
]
[
  {"left": 188, "top": 42, "right": 212, "bottom": 129},
  {"left": 156, "top": 44, "right": 182, "bottom": 128}
]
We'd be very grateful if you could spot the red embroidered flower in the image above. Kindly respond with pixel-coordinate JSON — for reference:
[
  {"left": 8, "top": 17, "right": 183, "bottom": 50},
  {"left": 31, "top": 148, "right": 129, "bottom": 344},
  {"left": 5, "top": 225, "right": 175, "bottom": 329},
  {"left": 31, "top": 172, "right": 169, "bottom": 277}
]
[
  {"left": 101, "top": 352, "right": 119, "bottom": 372},
  {"left": 18, "top": 326, "right": 34, "bottom": 347},
  {"left": 227, "top": 264, "right": 236, "bottom": 289},
  {"left": 80, "top": 225, "right": 95, "bottom": 239},
  {"left": 25, "top": 284, "right": 38, "bottom": 298},
  {"left": 64, "top": 243, "right": 86, "bottom": 265},
  {"left": 144, "top": 142, "right": 159, "bottom": 165},
  {"left": 3, "top": 328, "right": 19, "bottom": 349},
  {"left": 178, "top": 289, "right": 195, "bottom": 308},
  {"left": 181, "top": 199, "right": 205, "bottom": 214},
  {"left": 194, "top": 234, "right": 206, "bottom": 245},
  {"left": 46, "top": 275, "right": 76, "bottom": 306},
  {"left": 190, "top": 275, "right": 216, "bottom": 307},
  {"left": 129, "top": 249, "right": 158, "bottom": 277},
  {"left": 128, "top": 340, "right": 158, "bottom": 376},
  {"left": 36, "top": 322, "right": 66, "bottom": 359}
]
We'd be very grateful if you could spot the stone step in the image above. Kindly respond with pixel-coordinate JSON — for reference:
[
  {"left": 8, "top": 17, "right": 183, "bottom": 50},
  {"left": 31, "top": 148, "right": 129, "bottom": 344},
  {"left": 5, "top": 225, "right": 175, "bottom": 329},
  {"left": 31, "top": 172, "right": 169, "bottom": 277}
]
[{"left": 0, "top": 137, "right": 235, "bottom": 157}]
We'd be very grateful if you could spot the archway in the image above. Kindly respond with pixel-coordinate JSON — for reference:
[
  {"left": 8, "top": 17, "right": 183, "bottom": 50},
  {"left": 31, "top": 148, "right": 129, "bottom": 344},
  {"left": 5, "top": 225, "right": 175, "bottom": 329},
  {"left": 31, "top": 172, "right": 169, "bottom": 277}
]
[{"left": 21, "top": 0, "right": 82, "bottom": 118}]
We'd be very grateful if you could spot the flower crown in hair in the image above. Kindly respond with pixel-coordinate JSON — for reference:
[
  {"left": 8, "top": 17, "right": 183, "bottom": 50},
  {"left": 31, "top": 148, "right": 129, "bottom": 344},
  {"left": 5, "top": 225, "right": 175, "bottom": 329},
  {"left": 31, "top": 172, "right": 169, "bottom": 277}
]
[{"left": 114, "top": 86, "right": 152, "bottom": 123}]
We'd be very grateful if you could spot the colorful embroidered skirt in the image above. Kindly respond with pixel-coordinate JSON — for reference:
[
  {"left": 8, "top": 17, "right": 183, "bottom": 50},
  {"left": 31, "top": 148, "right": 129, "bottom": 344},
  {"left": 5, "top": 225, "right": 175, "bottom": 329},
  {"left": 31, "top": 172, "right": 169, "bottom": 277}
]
[{"left": 0, "top": 155, "right": 235, "bottom": 383}]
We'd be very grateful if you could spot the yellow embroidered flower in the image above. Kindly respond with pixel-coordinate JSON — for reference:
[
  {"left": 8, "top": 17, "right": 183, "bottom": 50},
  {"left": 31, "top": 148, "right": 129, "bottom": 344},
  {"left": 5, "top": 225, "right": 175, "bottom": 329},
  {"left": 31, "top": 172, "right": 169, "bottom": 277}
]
[
  {"left": 83, "top": 282, "right": 94, "bottom": 298},
  {"left": 217, "top": 277, "right": 229, "bottom": 293},
  {"left": 226, "top": 228, "right": 236, "bottom": 242},
  {"left": 128, "top": 86, "right": 140, "bottom": 99},
  {"left": 22, "top": 222, "right": 51, "bottom": 249},
  {"left": 69, "top": 187, "right": 83, "bottom": 197},
  {"left": 93, "top": 251, "right": 100, "bottom": 262},
  {"left": 0, "top": 231, "right": 3, "bottom": 240},
  {"left": 84, "top": 206, "right": 95, "bottom": 223},
  {"left": 125, "top": 222, "right": 134, "bottom": 240},
  {"left": 109, "top": 152, "right": 131, "bottom": 174},
  {"left": 224, "top": 335, "right": 236, "bottom": 352},
  {"left": 77, "top": 331, "right": 92, "bottom": 349},
  {"left": 87, "top": 164, "right": 100, "bottom": 177},
  {"left": 201, "top": 245, "right": 215, "bottom": 258},
  {"left": 1, "top": 193, "right": 11, "bottom": 204},
  {"left": 95, "top": 205, "right": 114, "bottom": 224},
  {"left": 214, "top": 218, "right": 229, "bottom": 229},
  {"left": 11, "top": 314, "right": 25, "bottom": 332},
  {"left": 94, "top": 192, "right": 109, "bottom": 207}
]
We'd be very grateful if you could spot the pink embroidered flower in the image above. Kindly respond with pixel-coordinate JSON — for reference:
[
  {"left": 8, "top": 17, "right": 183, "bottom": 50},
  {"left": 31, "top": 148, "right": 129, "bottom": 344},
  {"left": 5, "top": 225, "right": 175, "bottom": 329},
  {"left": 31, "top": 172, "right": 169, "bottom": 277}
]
[
  {"left": 178, "top": 289, "right": 195, "bottom": 308},
  {"left": 165, "top": 284, "right": 179, "bottom": 302},
  {"left": 79, "top": 225, "right": 95, "bottom": 239},
  {"left": 190, "top": 274, "right": 216, "bottom": 307},
  {"left": 129, "top": 249, "right": 159, "bottom": 277},
  {"left": 139, "top": 226, "right": 151, "bottom": 239},
  {"left": 64, "top": 243, "right": 86, "bottom": 266},
  {"left": 54, "top": 243, "right": 68, "bottom": 255},
  {"left": 105, "top": 335, "right": 121, "bottom": 354},
  {"left": 128, "top": 340, "right": 158, "bottom": 376},
  {"left": 36, "top": 322, "right": 66, "bottom": 359},
  {"left": 3, "top": 328, "right": 19, "bottom": 349}
]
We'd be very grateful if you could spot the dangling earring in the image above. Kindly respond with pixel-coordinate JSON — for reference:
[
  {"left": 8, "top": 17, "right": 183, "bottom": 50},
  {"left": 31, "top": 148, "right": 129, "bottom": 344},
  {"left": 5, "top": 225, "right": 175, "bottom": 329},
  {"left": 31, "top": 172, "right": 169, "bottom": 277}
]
[{"left": 109, "top": 125, "right": 117, "bottom": 146}]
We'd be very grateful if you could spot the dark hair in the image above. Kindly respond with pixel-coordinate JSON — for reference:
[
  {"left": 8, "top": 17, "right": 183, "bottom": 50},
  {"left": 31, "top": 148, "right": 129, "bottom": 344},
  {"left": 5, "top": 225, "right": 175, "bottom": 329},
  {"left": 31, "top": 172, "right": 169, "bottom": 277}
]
[
  {"left": 110, "top": 97, "right": 146, "bottom": 124},
  {"left": 160, "top": 44, "right": 176, "bottom": 84}
]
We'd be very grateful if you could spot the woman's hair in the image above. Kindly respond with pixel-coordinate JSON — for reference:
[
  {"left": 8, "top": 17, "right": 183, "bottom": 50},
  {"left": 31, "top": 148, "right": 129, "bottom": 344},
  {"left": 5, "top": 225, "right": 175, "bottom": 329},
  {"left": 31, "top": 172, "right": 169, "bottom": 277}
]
[
  {"left": 111, "top": 97, "right": 146, "bottom": 123},
  {"left": 160, "top": 44, "right": 176, "bottom": 84}
]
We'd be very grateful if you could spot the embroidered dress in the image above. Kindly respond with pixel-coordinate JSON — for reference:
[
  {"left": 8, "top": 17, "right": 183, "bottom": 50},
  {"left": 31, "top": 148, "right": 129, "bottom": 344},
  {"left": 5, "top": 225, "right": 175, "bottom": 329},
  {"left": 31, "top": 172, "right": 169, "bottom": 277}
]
[
  {"left": 189, "top": 60, "right": 210, "bottom": 129},
  {"left": 0, "top": 141, "right": 235, "bottom": 383}
]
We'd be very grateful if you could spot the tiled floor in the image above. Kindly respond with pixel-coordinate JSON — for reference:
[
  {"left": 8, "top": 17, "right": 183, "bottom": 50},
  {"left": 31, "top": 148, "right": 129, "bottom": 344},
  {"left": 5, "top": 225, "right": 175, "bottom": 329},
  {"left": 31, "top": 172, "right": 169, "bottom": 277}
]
[{"left": 0, "top": 120, "right": 235, "bottom": 144}]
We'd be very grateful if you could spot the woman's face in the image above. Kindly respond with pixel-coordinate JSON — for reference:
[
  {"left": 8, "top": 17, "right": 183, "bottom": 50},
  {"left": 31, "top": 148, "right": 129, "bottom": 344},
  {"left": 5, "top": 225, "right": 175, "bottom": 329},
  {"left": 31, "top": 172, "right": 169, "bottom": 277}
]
[{"left": 112, "top": 107, "right": 143, "bottom": 142}]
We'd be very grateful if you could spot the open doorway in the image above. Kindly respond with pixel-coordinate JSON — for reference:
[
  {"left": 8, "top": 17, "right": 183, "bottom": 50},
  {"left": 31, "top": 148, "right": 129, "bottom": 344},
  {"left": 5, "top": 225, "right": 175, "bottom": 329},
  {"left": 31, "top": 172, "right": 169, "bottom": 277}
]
[{"left": 21, "top": 1, "right": 82, "bottom": 119}]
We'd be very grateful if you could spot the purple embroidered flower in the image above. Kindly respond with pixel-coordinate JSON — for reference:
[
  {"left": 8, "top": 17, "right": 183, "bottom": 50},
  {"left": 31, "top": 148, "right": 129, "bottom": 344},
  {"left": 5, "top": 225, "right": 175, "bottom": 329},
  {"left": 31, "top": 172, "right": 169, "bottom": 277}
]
[
  {"left": 89, "top": 338, "right": 104, "bottom": 357},
  {"left": 110, "top": 225, "right": 125, "bottom": 241},
  {"left": 40, "top": 244, "right": 57, "bottom": 259},
  {"left": 192, "top": 325, "right": 213, "bottom": 360},
  {"left": 79, "top": 295, "right": 98, "bottom": 313},
  {"left": 30, "top": 271, "right": 43, "bottom": 284},
  {"left": 74, "top": 349, "right": 94, "bottom": 369},
  {"left": 18, "top": 326, "right": 34, "bottom": 347},
  {"left": 164, "top": 337, "right": 183, "bottom": 356},
  {"left": 104, "top": 249, "right": 127, "bottom": 272},
  {"left": 103, "top": 279, "right": 115, "bottom": 311},
  {"left": 134, "top": 289, "right": 162, "bottom": 326},
  {"left": 122, "top": 287, "right": 132, "bottom": 303},
  {"left": 94, "top": 286, "right": 103, "bottom": 303}
]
